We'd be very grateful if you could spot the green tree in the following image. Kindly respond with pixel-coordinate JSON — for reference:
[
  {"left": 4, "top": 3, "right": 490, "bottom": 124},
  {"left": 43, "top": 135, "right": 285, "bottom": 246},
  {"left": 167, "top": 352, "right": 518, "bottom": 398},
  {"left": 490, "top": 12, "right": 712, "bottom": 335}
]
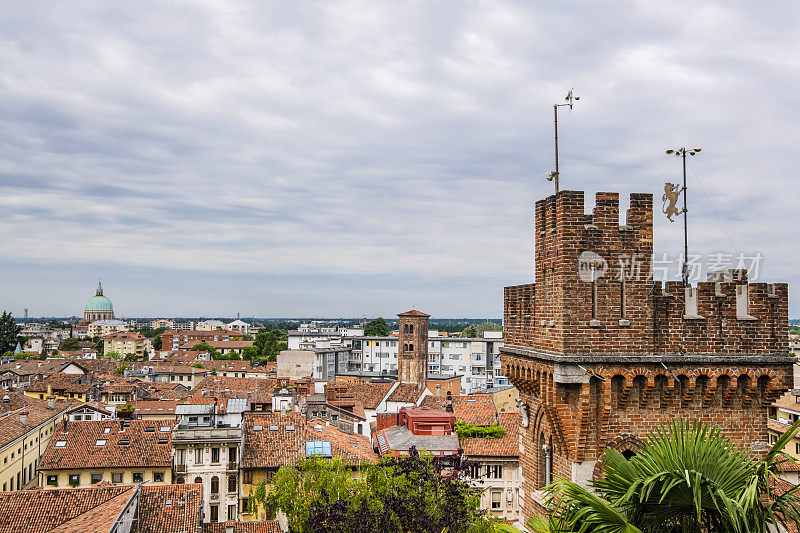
[
  {"left": 254, "top": 329, "right": 283, "bottom": 362},
  {"left": 105, "top": 350, "right": 122, "bottom": 361},
  {"left": 461, "top": 322, "right": 502, "bottom": 338},
  {"left": 242, "top": 345, "right": 259, "bottom": 360},
  {"left": 266, "top": 450, "right": 489, "bottom": 533},
  {"left": 364, "top": 317, "right": 389, "bottom": 337},
  {"left": 0, "top": 311, "right": 22, "bottom": 355},
  {"left": 530, "top": 419, "right": 800, "bottom": 533},
  {"left": 59, "top": 337, "right": 81, "bottom": 351}
]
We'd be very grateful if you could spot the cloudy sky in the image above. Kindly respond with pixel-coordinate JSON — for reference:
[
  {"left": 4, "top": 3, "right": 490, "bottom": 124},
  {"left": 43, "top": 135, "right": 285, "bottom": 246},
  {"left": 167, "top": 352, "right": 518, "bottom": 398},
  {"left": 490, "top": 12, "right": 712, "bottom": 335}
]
[{"left": 1, "top": 1, "right": 798, "bottom": 318}]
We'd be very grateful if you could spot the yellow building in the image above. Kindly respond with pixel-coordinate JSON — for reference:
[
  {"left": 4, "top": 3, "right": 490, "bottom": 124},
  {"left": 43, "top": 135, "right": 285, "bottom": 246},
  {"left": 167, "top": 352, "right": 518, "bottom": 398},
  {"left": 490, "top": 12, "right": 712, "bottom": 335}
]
[
  {"left": 38, "top": 419, "right": 173, "bottom": 488},
  {"left": 24, "top": 375, "right": 92, "bottom": 402},
  {"left": 0, "top": 393, "right": 75, "bottom": 492},
  {"left": 103, "top": 331, "right": 150, "bottom": 359}
]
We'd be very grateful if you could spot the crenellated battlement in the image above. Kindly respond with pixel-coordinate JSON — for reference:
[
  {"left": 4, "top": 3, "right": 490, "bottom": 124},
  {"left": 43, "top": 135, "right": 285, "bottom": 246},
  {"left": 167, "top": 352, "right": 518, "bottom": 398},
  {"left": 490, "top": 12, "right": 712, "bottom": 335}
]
[{"left": 501, "top": 187, "right": 793, "bottom": 522}]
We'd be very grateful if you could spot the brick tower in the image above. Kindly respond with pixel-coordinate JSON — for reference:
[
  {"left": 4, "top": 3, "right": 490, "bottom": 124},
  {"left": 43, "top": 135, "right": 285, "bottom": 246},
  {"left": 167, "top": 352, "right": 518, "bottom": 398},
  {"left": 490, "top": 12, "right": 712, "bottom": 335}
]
[
  {"left": 501, "top": 190, "right": 793, "bottom": 519},
  {"left": 398, "top": 310, "right": 430, "bottom": 390}
]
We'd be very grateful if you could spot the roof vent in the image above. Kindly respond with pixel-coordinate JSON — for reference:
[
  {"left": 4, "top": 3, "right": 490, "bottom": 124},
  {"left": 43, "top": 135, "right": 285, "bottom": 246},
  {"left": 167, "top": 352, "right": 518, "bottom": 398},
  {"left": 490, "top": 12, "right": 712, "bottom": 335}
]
[
  {"left": 1, "top": 395, "right": 9, "bottom": 404},
  {"left": 269, "top": 425, "right": 279, "bottom": 431}
]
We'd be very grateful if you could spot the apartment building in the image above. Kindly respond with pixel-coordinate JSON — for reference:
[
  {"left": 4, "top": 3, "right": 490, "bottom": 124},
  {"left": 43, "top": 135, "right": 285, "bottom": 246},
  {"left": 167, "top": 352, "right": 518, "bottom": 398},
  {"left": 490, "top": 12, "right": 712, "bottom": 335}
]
[
  {"left": 350, "top": 333, "right": 507, "bottom": 394},
  {"left": 38, "top": 419, "right": 173, "bottom": 488},
  {"left": 0, "top": 393, "right": 75, "bottom": 492},
  {"left": 87, "top": 319, "right": 130, "bottom": 338},
  {"left": 173, "top": 399, "right": 247, "bottom": 523},
  {"left": 161, "top": 330, "right": 246, "bottom": 351},
  {"left": 103, "top": 331, "right": 151, "bottom": 359}
]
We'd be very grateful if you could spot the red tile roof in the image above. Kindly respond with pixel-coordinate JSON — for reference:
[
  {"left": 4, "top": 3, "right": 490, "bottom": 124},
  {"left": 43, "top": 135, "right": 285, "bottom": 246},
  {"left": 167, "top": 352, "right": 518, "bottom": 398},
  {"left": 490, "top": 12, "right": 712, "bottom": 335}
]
[
  {"left": 0, "top": 485, "right": 134, "bottom": 533},
  {"left": 138, "top": 483, "right": 203, "bottom": 533},
  {"left": 397, "top": 310, "right": 430, "bottom": 317},
  {"left": 387, "top": 382, "right": 423, "bottom": 404},
  {"left": 127, "top": 400, "right": 179, "bottom": 416},
  {"left": 242, "top": 412, "right": 306, "bottom": 469},
  {"left": 307, "top": 420, "right": 379, "bottom": 464},
  {"left": 460, "top": 412, "right": 520, "bottom": 458},
  {"left": 333, "top": 382, "right": 394, "bottom": 409},
  {"left": 39, "top": 419, "right": 173, "bottom": 470},
  {"left": 179, "top": 340, "right": 254, "bottom": 349},
  {"left": 25, "top": 373, "right": 93, "bottom": 394},
  {"left": 0, "top": 393, "right": 77, "bottom": 449},
  {"left": 192, "top": 376, "right": 277, "bottom": 404},
  {"left": 420, "top": 394, "right": 497, "bottom": 426}
]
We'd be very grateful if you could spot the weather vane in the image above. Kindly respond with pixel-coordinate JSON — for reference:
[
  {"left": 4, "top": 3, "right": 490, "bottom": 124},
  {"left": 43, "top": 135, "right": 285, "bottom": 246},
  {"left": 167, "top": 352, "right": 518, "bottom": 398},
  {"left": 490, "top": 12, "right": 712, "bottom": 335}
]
[
  {"left": 663, "top": 146, "right": 702, "bottom": 284},
  {"left": 546, "top": 88, "right": 580, "bottom": 193}
]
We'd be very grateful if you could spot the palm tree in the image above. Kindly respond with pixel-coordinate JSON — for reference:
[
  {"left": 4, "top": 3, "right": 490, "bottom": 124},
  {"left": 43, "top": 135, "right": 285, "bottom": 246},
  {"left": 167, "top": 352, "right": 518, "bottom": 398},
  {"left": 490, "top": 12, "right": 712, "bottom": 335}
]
[{"left": 526, "top": 419, "right": 800, "bottom": 533}]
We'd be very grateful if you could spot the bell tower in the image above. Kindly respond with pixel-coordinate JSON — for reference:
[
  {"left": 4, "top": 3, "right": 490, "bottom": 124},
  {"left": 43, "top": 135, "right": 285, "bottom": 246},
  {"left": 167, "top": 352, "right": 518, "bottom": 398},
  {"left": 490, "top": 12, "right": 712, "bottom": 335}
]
[{"left": 397, "top": 310, "right": 430, "bottom": 390}]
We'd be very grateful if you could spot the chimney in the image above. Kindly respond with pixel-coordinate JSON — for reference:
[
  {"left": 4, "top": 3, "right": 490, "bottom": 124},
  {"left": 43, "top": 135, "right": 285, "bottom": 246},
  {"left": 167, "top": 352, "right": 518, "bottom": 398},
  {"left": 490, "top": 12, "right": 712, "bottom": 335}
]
[
  {"left": 19, "top": 411, "right": 28, "bottom": 426},
  {"left": 47, "top": 397, "right": 55, "bottom": 410},
  {"left": 47, "top": 384, "right": 53, "bottom": 398},
  {"left": 445, "top": 390, "right": 453, "bottom": 413}
]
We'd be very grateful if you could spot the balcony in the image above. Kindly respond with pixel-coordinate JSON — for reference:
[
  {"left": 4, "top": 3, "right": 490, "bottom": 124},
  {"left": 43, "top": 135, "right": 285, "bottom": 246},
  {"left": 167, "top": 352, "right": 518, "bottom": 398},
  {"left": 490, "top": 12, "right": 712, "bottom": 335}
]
[
  {"left": 172, "top": 427, "right": 242, "bottom": 444},
  {"left": 227, "top": 461, "right": 238, "bottom": 471},
  {"left": 175, "top": 464, "right": 187, "bottom": 473}
]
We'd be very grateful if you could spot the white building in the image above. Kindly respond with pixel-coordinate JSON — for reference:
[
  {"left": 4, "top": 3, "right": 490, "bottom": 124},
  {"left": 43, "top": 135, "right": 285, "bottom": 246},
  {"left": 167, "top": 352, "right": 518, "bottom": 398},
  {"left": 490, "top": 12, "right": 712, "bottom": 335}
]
[{"left": 350, "top": 332, "right": 507, "bottom": 394}]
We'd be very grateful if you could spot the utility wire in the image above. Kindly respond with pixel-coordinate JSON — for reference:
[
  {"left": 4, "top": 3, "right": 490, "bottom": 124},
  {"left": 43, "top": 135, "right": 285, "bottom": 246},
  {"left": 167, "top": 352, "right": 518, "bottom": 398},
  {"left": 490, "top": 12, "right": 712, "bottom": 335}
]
[
  {"left": 644, "top": 157, "right": 680, "bottom": 192},
  {"left": 686, "top": 159, "right": 737, "bottom": 251}
]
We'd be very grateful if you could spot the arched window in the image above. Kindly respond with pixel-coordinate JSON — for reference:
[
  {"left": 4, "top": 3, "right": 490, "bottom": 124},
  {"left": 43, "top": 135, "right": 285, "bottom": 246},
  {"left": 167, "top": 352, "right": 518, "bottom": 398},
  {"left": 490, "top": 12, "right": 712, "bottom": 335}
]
[
  {"left": 409, "top": 324, "right": 414, "bottom": 334},
  {"left": 228, "top": 475, "right": 237, "bottom": 493},
  {"left": 211, "top": 476, "right": 219, "bottom": 494},
  {"left": 176, "top": 477, "right": 185, "bottom": 484},
  {"left": 408, "top": 343, "right": 414, "bottom": 352},
  {"left": 403, "top": 324, "right": 409, "bottom": 334},
  {"left": 194, "top": 476, "right": 202, "bottom": 484}
]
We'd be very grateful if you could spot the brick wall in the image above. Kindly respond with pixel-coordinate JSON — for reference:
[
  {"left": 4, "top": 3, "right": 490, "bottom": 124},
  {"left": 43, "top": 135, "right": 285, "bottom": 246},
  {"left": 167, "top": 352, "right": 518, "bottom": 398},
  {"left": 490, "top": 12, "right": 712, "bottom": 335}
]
[{"left": 502, "top": 189, "right": 793, "bottom": 522}]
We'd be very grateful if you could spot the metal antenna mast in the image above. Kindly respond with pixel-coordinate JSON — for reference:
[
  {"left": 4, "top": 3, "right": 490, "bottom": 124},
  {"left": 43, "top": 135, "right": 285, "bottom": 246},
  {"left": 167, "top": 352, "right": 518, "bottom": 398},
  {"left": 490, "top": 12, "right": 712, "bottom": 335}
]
[
  {"left": 663, "top": 146, "right": 702, "bottom": 284},
  {"left": 547, "top": 89, "right": 580, "bottom": 193}
]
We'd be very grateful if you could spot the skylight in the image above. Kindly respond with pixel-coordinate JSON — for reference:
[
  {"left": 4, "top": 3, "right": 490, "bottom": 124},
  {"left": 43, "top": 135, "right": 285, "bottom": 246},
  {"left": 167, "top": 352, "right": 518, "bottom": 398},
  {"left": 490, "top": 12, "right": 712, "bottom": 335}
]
[
  {"left": 95, "top": 440, "right": 106, "bottom": 446},
  {"left": 253, "top": 425, "right": 263, "bottom": 431},
  {"left": 269, "top": 426, "right": 279, "bottom": 431},
  {"left": 103, "top": 428, "right": 111, "bottom": 434},
  {"left": 286, "top": 425, "right": 295, "bottom": 431},
  {"left": 55, "top": 441, "right": 67, "bottom": 447},
  {"left": 144, "top": 427, "right": 155, "bottom": 432},
  {"left": 157, "top": 438, "right": 168, "bottom": 444},
  {"left": 305, "top": 441, "right": 332, "bottom": 458},
  {"left": 159, "top": 426, "right": 171, "bottom": 432},
  {"left": 118, "top": 439, "right": 130, "bottom": 445}
]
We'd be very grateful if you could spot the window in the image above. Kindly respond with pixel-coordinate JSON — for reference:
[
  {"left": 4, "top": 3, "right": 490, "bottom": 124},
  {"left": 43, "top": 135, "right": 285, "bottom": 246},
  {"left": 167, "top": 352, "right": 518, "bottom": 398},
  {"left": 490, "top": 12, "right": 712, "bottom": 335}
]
[
  {"left": 195, "top": 447, "right": 204, "bottom": 464},
  {"left": 211, "top": 447, "right": 220, "bottom": 463},
  {"left": 228, "top": 504, "right": 236, "bottom": 521},
  {"left": 55, "top": 441, "right": 67, "bottom": 447},
  {"left": 69, "top": 474, "right": 80, "bottom": 487},
  {"left": 796, "top": 443, "right": 800, "bottom": 455},
  {"left": 228, "top": 475, "right": 237, "bottom": 493},
  {"left": 47, "top": 475, "right": 58, "bottom": 487},
  {"left": 154, "top": 472, "right": 165, "bottom": 483},
  {"left": 229, "top": 447, "right": 237, "bottom": 463},
  {"left": 112, "top": 472, "right": 124, "bottom": 483},
  {"left": 211, "top": 476, "right": 220, "bottom": 494},
  {"left": 491, "top": 491, "right": 501, "bottom": 510},
  {"left": 243, "top": 471, "right": 253, "bottom": 484},
  {"left": 91, "top": 473, "right": 102, "bottom": 484},
  {"left": 95, "top": 440, "right": 106, "bottom": 446},
  {"left": 210, "top": 504, "right": 219, "bottom": 522},
  {"left": 194, "top": 476, "right": 203, "bottom": 484},
  {"left": 157, "top": 438, "right": 169, "bottom": 444},
  {"left": 133, "top": 472, "right": 144, "bottom": 483},
  {"left": 118, "top": 439, "right": 130, "bottom": 446}
]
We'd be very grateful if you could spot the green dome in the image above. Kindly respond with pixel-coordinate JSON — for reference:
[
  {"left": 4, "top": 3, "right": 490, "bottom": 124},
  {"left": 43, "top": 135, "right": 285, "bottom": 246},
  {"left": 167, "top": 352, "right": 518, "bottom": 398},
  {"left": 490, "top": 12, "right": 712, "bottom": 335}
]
[
  {"left": 85, "top": 281, "right": 113, "bottom": 311},
  {"left": 85, "top": 295, "right": 113, "bottom": 311}
]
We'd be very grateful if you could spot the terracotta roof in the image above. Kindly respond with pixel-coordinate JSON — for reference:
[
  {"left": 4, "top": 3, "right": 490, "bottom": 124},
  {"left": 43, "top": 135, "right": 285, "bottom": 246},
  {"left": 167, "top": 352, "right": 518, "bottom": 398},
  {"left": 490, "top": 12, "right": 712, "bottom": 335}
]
[
  {"left": 202, "top": 522, "right": 281, "bottom": 533},
  {"left": 397, "top": 310, "right": 430, "bottom": 317},
  {"left": 387, "top": 382, "right": 423, "bottom": 404},
  {"left": 242, "top": 412, "right": 306, "bottom": 469},
  {"left": 307, "top": 420, "right": 379, "bottom": 464},
  {"left": 333, "top": 382, "right": 394, "bottom": 409},
  {"left": 420, "top": 394, "right": 497, "bottom": 426},
  {"left": 25, "top": 373, "right": 92, "bottom": 394},
  {"left": 138, "top": 483, "right": 203, "bottom": 533},
  {"left": 461, "top": 412, "right": 520, "bottom": 458},
  {"left": 773, "top": 392, "right": 800, "bottom": 412},
  {"left": 179, "top": 340, "right": 254, "bottom": 349},
  {"left": 127, "top": 400, "right": 179, "bottom": 416},
  {"left": 0, "top": 393, "right": 77, "bottom": 448},
  {"left": 103, "top": 331, "right": 146, "bottom": 340},
  {"left": 192, "top": 376, "right": 277, "bottom": 404},
  {"left": 769, "top": 419, "right": 795, "bottom": 434},
  {"left": 158, "top": 351, "right": 204, "bottom": 362},
  {"left": 163, "top": 330, "right": 246, "bottom": 337},
  {"left": 0, "top": 485, "right": 134, "bottom": 533},
  {"left": 39, "top": 419, "right": 173, "bottom": 470},
  {"left": 203, "top": 360, "right": 273, "bottom": 373}
]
